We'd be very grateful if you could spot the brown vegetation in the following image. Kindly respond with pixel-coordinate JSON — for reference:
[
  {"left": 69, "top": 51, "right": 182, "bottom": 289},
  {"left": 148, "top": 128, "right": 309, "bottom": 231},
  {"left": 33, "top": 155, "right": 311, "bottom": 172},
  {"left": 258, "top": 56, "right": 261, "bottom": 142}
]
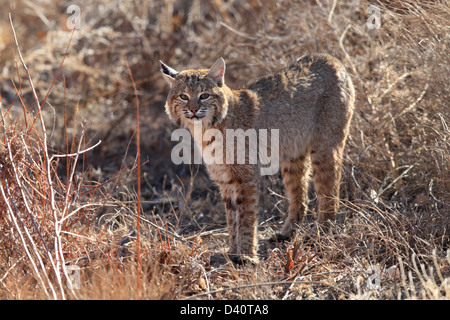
[{"left": 0, "top": 0, "right": 449, "bottom": 299}]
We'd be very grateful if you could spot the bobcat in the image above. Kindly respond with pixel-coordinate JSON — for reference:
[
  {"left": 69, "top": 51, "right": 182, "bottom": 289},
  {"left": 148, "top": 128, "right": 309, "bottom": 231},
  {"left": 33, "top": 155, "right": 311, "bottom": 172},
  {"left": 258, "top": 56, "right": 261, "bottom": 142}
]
[{"left": 160, "top": 53, "right": 355, "bottom": 264}]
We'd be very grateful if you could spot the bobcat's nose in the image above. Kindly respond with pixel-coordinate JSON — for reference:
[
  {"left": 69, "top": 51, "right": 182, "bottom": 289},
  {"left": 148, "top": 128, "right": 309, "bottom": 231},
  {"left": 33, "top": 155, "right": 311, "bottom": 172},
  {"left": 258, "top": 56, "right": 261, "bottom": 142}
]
[{"left": 189, "top": 106, "right": 199, "bottom": 114}]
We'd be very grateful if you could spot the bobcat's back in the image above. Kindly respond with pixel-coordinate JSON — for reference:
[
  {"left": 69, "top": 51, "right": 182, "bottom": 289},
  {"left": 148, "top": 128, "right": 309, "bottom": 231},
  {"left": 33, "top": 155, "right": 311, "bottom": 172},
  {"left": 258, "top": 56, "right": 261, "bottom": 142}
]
[{"left": 245, "top": 53, "right": 355, "bottom": 163}]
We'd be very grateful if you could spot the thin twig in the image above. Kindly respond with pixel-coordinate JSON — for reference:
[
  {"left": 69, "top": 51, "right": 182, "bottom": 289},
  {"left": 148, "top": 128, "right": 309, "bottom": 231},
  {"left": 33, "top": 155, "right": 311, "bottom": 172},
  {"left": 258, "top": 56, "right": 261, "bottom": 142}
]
[
  {"left": 49, "top": 139, "right": 102, "bottom": 162},
  {"left": 328, "top": 0, "right": 337, "bottom": 23},
  {"left": 125, "top": 56, "right": 142, "bottom": 289}
]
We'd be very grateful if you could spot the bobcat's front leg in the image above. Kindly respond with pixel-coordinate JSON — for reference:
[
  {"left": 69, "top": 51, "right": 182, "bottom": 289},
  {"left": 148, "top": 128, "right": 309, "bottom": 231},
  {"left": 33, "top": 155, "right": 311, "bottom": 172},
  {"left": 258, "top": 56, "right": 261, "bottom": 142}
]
[{"left": 216, "top": 168, "right": 259, "bottom": 264}]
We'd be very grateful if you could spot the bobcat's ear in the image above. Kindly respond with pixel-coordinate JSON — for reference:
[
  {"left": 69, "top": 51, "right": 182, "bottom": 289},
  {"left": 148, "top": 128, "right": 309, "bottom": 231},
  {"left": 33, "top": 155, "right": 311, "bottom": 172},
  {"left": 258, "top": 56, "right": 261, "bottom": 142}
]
[
  {"left": 160, "top": 60, "right": 178, "bottom": 86},
  {"left": 207, "top": 57, "right": 226, "bottom": 86}
]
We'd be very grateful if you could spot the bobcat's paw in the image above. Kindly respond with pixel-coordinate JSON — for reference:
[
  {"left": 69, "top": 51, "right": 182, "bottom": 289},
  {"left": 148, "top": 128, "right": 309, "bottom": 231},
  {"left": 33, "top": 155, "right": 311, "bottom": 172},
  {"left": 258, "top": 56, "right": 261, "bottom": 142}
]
[
  {"left": 228, "top": 253, "right": 259, "bottom": 266},
  {"left": 269, "top": 232, "right": 292, "bottom": 243}
]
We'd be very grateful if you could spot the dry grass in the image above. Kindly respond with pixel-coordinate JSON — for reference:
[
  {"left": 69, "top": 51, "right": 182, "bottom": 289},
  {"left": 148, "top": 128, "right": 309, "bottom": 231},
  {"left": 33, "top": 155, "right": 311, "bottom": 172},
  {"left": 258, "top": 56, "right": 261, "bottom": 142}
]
[{"left": 0, "top": 0, "right": 449, "bottom": 300}]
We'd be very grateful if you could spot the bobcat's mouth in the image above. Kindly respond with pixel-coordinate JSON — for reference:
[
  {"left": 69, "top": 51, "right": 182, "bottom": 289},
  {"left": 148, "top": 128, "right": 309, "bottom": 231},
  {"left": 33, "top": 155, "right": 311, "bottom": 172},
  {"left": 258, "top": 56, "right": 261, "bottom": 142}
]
[
  {"left": 186, "top": 114, "right": 206, "bottom": 121},
  {"left": 181, "top": 106, "right": 208, "bottom": 121}
]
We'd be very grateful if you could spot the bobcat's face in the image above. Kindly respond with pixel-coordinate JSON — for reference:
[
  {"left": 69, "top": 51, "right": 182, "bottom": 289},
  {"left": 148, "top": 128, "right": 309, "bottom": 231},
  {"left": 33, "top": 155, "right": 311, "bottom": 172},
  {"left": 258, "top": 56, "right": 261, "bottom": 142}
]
[{"left": 160, "top": 58, "right": 228, "bottom": 127}]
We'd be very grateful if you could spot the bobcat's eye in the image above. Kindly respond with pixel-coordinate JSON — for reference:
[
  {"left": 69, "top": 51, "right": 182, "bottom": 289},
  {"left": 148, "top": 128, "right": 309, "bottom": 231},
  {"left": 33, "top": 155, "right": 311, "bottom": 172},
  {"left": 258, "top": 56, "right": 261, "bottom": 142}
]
[
  {"left": 179, "top": 94, "right": 189, "bottom": 101},
  {"left": 199, "top": 93, "right": 210, "bottom": 100}
]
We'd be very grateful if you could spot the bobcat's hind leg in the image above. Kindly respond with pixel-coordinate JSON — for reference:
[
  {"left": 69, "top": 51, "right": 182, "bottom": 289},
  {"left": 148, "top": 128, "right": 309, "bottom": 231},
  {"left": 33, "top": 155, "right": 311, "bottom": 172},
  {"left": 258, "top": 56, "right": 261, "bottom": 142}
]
[
  {"left": 275, "top": 154, "right": 311, "bottom": 241},
  {"left": 311, "top": 146, "right": 344, "bottom": 228}
]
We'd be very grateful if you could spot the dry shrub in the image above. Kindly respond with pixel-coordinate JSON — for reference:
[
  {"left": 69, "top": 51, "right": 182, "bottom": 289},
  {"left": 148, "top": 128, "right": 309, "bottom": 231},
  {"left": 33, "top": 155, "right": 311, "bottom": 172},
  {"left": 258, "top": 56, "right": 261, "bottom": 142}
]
[{"left": 0, "top": 0, "right": 449, "bottom": 300}]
